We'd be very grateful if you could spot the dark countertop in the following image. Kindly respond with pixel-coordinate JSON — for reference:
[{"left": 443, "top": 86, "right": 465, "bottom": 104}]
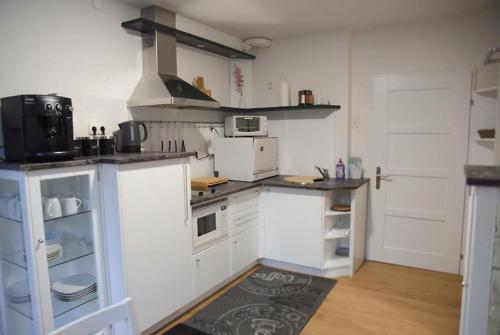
[
  {"left": 0, "top": 152, "right": 195, "bottom": 171},
  {"left": 191, "top": 175, "right": 370, "bottom": 207},
  {"left": 465, "top": 165, "right": 500, "bottom": 187}
]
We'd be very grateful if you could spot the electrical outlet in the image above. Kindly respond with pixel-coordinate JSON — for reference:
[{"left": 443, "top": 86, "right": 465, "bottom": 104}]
[
  {"left": 88, "top": 125, "right": 98, "bottom": 135},
  {"left": 351, "top": 114, "right": 360, "bottom": 129}
]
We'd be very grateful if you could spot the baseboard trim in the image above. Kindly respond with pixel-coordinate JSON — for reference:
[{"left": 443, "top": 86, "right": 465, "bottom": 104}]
[{"left": 259, "top": 258, "right": 351, "bottom": 278}]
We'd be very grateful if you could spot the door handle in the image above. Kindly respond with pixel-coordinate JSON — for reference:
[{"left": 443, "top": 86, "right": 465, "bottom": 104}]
[{"left": 376, "top": 167, "right": 392, "bottom": 190}]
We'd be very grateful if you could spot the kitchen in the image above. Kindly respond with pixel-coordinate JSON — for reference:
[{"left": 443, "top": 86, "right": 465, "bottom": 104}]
[{"left": 0, "top": 1, "right": 499, "bottom": 335}]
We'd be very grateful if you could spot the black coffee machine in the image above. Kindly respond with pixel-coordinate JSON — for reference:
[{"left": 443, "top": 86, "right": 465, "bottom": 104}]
[{"left": 1, "top": 95, "right": 76, "bottom": 162}]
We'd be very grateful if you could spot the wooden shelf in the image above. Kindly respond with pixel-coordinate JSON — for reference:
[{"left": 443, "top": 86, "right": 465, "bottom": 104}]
[
  {"left": 476, "top": 86, "right": 498, "bottom": 98},
  {"left": 122, "top": 18, "right": 255, "bottom": 60},
  {"left": 323, "top": 257, "right": 350, "bottom": 269},
  {"left": 325, "top": 210, "right": 351, "bottom": 217}
]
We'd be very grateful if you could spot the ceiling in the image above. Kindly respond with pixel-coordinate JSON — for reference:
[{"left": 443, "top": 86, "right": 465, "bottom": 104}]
[{"left": 121, "top": 0, "right": 498, "bottom": 39}]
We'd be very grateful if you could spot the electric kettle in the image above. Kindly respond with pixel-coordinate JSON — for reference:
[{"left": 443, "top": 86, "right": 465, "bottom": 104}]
[{"left": 113, "top": 121, "right": 148, "bottom": 153}]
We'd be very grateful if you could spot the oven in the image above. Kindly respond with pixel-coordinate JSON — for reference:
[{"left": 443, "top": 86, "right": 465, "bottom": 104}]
[{"left": 192, "top": 200, "right": 228, "bottom": 253}]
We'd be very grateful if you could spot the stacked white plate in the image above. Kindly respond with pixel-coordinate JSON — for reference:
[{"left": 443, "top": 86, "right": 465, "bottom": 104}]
[
  {"left": 6, "top": 280, "right": 31, "bottom": 304},
  {"left": 52, "top": 273, "right": 97, "bottom": 302},
  {"left": 46, "top": 244, "right": 63, "bottom": 262}
]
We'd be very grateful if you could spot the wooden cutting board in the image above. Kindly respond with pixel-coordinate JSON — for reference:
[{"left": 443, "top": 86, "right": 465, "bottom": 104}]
[
  {"left": 191, "top": 176, "right": 229, "bottom": 191},
  {"left": 284, "top": 176, "right": 324, "bottom": 185}
]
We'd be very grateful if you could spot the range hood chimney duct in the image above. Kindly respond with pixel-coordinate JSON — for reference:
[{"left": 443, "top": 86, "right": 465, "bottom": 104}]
[{"left": 128, "top": 6, "right": 220, "bottom": 109}]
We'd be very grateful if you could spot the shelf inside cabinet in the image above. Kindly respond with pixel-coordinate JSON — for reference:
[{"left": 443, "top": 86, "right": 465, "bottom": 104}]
[
  {"left": 324, "top": 229, "right": 350, "bottom": 240},
  {"left": 476, "top": 86, "right": 498, "bottom": 98},
  {"left": 323, "top": 257, "right": 350, "bottom": 269},
  {"left": 52, "top": 292, "right": 98, "bottom": 318},
  {"left": 325, "top": 210, "right": 351, "bottom": 217},
  {"left": 44, "top": 210, "right": 92, "bottom": 223}
]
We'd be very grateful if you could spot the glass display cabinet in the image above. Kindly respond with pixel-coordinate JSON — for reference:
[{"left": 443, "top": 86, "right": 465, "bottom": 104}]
[{"left": 0, "top": 166, "right": 107, "bottom": 335}]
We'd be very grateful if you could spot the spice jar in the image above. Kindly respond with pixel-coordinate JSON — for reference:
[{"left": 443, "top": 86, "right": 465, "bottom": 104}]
[{"left": 298, "top": 90, "right": 314, "bottom": 106}]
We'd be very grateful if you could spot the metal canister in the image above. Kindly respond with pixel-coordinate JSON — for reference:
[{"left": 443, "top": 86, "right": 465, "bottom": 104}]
[
  {"left": 81, "top": 137, "right": 98, "bottom": 156},
  {"left": 98, "top": 136, "right": 115, "bottom": 155}
]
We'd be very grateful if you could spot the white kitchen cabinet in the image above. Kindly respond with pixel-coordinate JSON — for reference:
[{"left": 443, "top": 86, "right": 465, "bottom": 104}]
[
  {"left": 0, "top": 166, "right": 108, "bottom": 335},
  {"left": 263, "top": 187, "right": 324, "bottom": 269},
  {"left": 230, "top": 225, "right": 261, "bottom": 276},
  {"left": 262, "top": 184, "right": 368, "bottom": 277},
  {"left": 460, "top": 185, "right": 499, "bottom": 335},
  {"left": 100, "top": 159, "right": 192, "bottom": 334},
  {"left": 192, "top": 240, "right": 230, "bottom": 298}
]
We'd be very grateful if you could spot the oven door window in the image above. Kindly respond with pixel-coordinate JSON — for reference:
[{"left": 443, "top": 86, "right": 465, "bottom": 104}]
[
  {"left": 197, "top": 213, "right": 217, "bottom": 237},
  {"left": 236, "top": 117, "right": 260, "bottom": 132}
]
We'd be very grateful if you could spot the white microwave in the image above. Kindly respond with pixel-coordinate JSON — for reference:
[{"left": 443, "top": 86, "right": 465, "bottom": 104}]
[{"left": 225, "top": 115, "right": 268, "bottom": 137}]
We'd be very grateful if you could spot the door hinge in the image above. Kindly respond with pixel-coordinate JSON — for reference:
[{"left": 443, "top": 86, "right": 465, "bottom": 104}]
[
  {"left": 470, "top": 98, "right": 474, "bottom": 107},
  {"left": 460, "top": 254, "right": 464, "bottom": 260},
  {"left": 96, "top": 169, "right": 100, "bottom": 181}
]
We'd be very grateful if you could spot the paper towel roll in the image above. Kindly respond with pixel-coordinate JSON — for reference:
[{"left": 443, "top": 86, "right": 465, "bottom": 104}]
[{"left": 280, "top": 79, "right": 290, "bottom": 106}]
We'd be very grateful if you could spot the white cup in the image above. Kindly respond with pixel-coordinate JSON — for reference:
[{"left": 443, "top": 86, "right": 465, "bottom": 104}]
[
  {"left": 43, "top": 197, "right": 62, "bottom": 220},
  {"left": 60, "top": 197, "right": 82, "bottom": 216}
]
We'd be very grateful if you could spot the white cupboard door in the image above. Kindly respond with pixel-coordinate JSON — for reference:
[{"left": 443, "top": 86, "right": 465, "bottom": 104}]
[
  {"left": 263, "top": 188, "right": 323, "bottom": 268},
  {"left": 192, "top": 240, "right": 230, "bottom": 298},
  {"left": 460, "top": 187, "right": 497, "bottom": 335},
  {"left": 118, "top": 161, "right": 191, "bottom": 332},
  {"left": 368, "top": 69, "right": 471, "bottom": 273},
  {"left": 230, "top": 226, "right": 260, "bottom": 276},
  {"left": 350, "top": 184, "right": 368, "bottom": 275}
]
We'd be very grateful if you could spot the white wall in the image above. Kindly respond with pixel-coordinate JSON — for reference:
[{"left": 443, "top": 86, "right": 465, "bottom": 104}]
[
  {"left": 252, "top": 30, "right": 350, "bottom": 176},
  {"left": 0, "top": 0, "right": 245, "bottom": 177},
  {"left": 350, "top": 9, "right": 500, "bottom": 166},
  {"left": 0, "top": 0, "right": 141, "bottom": 137}
]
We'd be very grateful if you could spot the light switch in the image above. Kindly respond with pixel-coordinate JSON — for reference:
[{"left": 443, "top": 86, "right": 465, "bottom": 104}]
[{"left": 352, "top": 114, "right": 360, "bottom": 128}]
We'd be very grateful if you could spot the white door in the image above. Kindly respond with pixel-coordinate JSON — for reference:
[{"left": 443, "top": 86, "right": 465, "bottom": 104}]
[
  {"left": 118, "top": 161, "right": 192, "bottom": 332},
  {"left": 368, "top": 69, "right": 471, "bottom": 273}
]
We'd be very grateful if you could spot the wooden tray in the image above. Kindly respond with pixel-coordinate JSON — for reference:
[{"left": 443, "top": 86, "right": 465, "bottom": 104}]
[{"left": 191, "top": 176, "right": 229, "bottom": 191}]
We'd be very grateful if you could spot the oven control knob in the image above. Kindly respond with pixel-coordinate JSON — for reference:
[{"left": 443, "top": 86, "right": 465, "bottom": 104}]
[
  {"left": 66, "top": 105, "right": 73, "bottom": 112},
  {"left": 55, "top": 103, "right": 62, "bottom": 111},
  {"left": 45, "top": 103, "right": 53, "bottom": 110}
]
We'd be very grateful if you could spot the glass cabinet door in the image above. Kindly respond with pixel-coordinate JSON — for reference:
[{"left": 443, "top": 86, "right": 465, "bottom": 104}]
[
  {"left": 38, "top": 171, "right": 104, "bottom": 330},
  {"left": 489, "top": 195, "right": 500, "bottom": 335},
  {"left": 0, "top": 177, "right": 35, "bottom": 335}
]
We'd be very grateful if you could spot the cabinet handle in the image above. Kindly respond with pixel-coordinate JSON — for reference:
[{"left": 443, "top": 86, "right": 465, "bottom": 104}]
[
  {"left": 37, "top": 238, "right": 45, "bottom": 245},
  {"left": 195, "top": 258, "right": 200, "bottom": 265},
  {"left": 233, "top": 240, "right": 238, "bottom": 245},
  {"left": 461, "top": 281, "right": 467, "bottom": 287}
]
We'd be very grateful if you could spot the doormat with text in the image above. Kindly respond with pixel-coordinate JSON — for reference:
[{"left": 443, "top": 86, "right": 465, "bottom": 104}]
[{"left": 180, "top": 266, "right": 336, "bottom": 335}]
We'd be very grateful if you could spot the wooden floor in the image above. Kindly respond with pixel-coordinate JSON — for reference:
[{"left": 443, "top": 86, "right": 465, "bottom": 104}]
[{"left": 156, "top": 261, "right": 462, "bottom": 335}]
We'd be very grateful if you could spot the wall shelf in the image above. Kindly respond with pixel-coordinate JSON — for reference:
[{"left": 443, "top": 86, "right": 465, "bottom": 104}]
[
  {"left": 122, "top": 18, "right": 255, "bottom": 60},
  {"left": 476, "top": 86, "right": 498, "bottom": 98},
  {"left": 220, "top": 104, "right": 341, "bottom": 113}
]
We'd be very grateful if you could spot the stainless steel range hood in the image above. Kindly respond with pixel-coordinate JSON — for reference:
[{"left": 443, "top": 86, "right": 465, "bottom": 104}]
[{"left": 128, "top": 6, "right": 220, "bottom": 109}]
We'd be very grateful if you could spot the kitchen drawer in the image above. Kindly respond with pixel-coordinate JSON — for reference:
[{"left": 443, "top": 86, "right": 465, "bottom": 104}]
[
  {"left": 230, "top": 190, "right": 260, "bottom": 214},
  {"left": 230, "top": 206, "right": 259, "bottom": 236},
  {"left": 192, "top": 239, "right": 230, "bottom": 298},
  {"left": 230, "top": 225, "right": 261, "bottom": 276}
]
